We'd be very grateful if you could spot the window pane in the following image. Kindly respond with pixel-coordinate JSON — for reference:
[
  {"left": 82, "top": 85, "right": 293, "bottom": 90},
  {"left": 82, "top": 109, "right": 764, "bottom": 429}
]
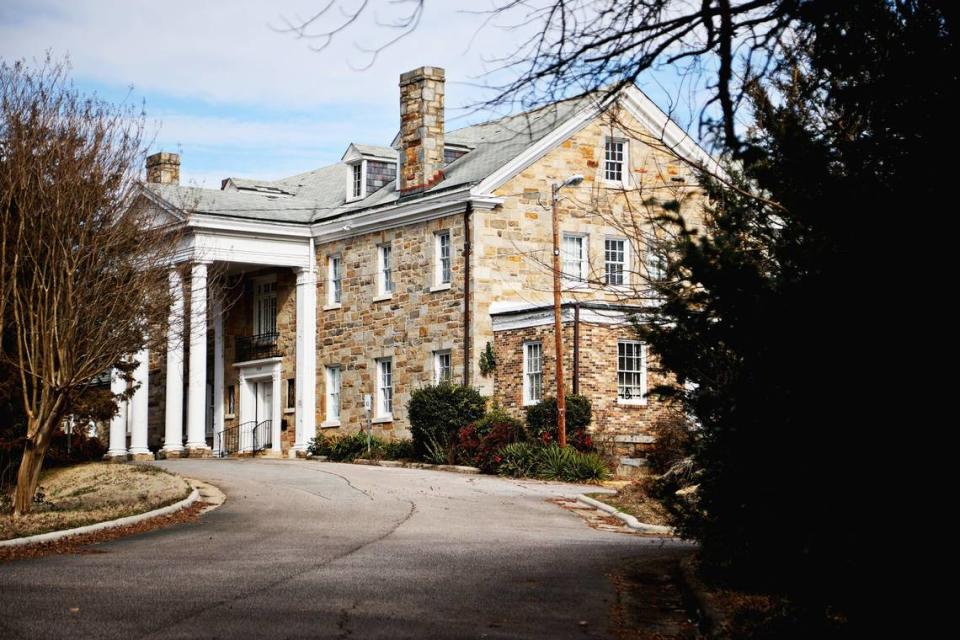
[
  {"left": 327, "top": 367, "right": 341, "bottom": 420},
  {"left": 379, "top": 360, "right": 393, "bottom": 415},
  {"left": 605, "top": 238, "right": 625, "bottom": 285},
  {"left": 438, "top": 232, "right": 451, "bottom": 284},
  {"left": 562, "top": 235, "right": 583, "bottom": 280},
  {"left": 605, "top": 140, "right": 624, "bottom": 182},
  {"left": 380, "top": 245, "right": 393, "bottom": 293},
  {"left": 617, "top": 341, "right": 645, "bottom": 401},
  {"left": 352, "top": 163, "right": 362, "bottom": 197}
]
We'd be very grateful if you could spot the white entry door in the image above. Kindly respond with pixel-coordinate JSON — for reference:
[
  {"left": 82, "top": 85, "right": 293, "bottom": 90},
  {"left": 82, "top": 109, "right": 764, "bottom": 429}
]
[{"left": 255, "top": 382, "right": 273, "bottom": 425}]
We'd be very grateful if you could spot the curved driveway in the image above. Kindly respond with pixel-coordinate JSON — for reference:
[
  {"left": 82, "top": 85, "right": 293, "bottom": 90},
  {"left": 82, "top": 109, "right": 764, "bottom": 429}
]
[{"left": 0, "top": 460, "right": 686, "bottom": 639}]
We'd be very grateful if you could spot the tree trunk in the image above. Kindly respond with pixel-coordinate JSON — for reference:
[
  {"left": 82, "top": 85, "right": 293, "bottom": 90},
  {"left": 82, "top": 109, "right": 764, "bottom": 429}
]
[{"left": 12, "top": 420, "right": 52, "bottom": 517}]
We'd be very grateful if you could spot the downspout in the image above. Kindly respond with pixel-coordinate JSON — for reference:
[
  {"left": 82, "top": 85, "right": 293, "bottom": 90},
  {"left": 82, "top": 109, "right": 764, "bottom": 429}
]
[
  {"left": 463, "top": 201, "right": 473, "bottom": 386},
  {"left": 573, "top": 302, "right": 580, "bottom": 395}
]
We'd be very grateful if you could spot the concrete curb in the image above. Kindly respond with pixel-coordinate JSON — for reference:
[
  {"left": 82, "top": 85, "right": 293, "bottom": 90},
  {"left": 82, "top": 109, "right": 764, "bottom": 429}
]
[
  {"left": 354, "top": 459, "right": 481, "bottom": 474},
  {"left": 306, "top": 455, "right": 481, "bottom": 475},
  {"left": 0, "top": 488, "right": 200, "bottom": 549},
  {"left": 677, "top": 555, "right": 725, "bottom": 638},
  {"left": 577, "top": 494, "right": 675, "bottom": 535}
]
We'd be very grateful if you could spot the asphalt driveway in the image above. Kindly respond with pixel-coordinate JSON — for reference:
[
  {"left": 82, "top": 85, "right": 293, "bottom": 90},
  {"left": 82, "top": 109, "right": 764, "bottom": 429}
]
[{"left": 0, "top": 459, "right": 689, "bottom": 639}]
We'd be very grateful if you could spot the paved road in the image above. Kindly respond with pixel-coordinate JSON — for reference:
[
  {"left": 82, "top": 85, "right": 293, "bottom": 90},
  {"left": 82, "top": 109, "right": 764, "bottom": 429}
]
[{"left": 0, "top": 460, "right": 688, "bottom": 639}]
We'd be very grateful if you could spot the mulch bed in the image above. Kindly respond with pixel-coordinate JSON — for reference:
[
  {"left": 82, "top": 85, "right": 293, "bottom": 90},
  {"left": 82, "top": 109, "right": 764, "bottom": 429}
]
[{"left": 0, "top": 501, "right": 204, "bottom": 564}]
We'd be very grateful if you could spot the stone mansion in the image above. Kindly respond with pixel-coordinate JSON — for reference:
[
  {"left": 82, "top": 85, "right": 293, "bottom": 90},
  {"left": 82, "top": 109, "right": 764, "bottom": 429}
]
[{"left": 106, "top": 66, "right": 711, "bottom": 467}]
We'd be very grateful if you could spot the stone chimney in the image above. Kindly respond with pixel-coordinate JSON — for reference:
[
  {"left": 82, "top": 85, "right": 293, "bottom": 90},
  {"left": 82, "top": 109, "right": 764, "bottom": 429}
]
[
  {"left": 146, "top": 152, "right": 180, "bottom": 185},
  {"left": 399, "top": 66, "right": 445, "bottom": 194}
]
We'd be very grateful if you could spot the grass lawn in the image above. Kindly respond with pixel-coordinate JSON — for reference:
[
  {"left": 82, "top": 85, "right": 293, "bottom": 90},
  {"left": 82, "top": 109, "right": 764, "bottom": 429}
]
[{"left": 0, "top": 462, "right": 191, "bottom": 540}]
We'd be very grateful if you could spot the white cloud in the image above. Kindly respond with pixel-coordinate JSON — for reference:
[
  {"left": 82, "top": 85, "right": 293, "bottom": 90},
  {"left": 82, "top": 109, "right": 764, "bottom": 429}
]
[{"left": 0, "top": 0, "right": 527, "bottom": 110}]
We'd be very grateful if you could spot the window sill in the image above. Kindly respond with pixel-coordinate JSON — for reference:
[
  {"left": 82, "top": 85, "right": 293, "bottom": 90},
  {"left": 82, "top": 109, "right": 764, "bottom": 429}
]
[
  {"left": 323, "top": 302, "right": 342, "bottom": 311},
  {"left": 429, "top": 282, "right": 452, "bottom": 293},
  {"left": 372, "top": 293, "right": 393, "bottom": 302},
  {"left": 371, "top": 415, "right": 393, "bottom": 424},
  {"left": 321, "top": 420, "right": 341, "bottom": 429},
  {"left": 224, "top": 414, "right": 236, "bottom": 420},
  {"left": 617, "top": 399, "right": 648, "bottom": 407},
  {"left": 283, "top": 408, "right": 296, "bottom": 415}
]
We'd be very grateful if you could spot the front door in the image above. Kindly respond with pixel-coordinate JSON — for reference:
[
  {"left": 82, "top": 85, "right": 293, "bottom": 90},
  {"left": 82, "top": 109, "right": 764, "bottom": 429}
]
[{"left": 255, "top": 382, "right": 272, "bottom": 425}]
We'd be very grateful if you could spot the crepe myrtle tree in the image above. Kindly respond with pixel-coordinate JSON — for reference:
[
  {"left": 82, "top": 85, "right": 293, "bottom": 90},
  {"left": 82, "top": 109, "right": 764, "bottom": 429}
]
[{"left": 0, "top": 56, "right": 181, "bottom": 516}]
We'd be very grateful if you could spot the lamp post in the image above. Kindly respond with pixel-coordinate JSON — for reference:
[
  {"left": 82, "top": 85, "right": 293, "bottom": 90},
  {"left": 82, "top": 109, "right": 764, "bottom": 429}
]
[{"left": 551, "top": 174, "right": 583, "bottom": 448}]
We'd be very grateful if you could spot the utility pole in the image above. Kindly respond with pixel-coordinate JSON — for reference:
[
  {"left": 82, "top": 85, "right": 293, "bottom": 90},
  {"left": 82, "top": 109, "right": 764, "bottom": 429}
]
[
  {"left": 550, "top": 174, "right": 583, "bottom": 448},
  {"left": 551, "top": 182, "right": 568, "bottom": 448}
]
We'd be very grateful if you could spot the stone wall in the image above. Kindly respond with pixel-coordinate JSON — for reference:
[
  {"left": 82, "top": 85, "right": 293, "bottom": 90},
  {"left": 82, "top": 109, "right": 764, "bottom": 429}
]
[
  {"left": 314, "top": 213, "right": 466, "bottom": 438},
  {"left": 470, "top": 105, "right": 702, "bottom": 398},
  {"left": 492, "top": 318, "right": 682, "bottom": 472}
]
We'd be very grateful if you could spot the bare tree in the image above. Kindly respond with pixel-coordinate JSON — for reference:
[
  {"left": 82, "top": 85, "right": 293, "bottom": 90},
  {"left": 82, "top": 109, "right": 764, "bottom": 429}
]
[
  {"left": 0, "top": 56, "right": 180, "bottom": 516},
  {"left": 279, "top": 0, "right": 808, "bottom": 154}
]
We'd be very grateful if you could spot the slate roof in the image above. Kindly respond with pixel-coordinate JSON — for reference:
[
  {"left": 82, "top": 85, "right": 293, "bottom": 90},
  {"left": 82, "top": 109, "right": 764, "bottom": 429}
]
[{"left": 147, "top": 93, "right": 601, "bottom": 225}]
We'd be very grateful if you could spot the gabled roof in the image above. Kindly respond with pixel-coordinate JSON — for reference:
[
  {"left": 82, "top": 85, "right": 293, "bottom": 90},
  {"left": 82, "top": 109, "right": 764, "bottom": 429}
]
[{"left": 145, "top": 85, "right": 712, "bottom": 228}]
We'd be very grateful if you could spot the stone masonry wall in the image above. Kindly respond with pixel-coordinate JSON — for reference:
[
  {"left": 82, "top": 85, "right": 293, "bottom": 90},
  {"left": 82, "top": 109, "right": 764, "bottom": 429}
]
[
  {"left": 470, "top": 105, "right": 702, "bottom": 399},
  {"left": 315, "top": 213, "right": 465, "bottom": 439}
]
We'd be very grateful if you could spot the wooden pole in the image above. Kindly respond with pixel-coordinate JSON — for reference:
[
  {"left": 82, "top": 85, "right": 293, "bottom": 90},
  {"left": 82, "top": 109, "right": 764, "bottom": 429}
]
[{"left": 551, "top": 183, "right": 567, "bottom": 448}]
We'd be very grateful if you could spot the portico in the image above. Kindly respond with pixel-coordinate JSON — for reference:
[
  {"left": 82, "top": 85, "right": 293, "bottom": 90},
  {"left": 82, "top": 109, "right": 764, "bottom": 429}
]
[{"left": 106, "top": 185, "right": 318, "bottom": 460}]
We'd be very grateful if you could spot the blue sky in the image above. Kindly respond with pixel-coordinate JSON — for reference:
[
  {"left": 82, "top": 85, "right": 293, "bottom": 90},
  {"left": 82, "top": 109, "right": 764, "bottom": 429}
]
[{"left": 0, "top": 0, "right": 703, "bottom": 188}]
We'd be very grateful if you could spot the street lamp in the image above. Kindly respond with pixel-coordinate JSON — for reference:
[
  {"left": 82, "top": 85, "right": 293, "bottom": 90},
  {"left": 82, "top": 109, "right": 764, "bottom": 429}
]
[{"left": 551, "top": 174, "right": 583, "bottom": 448}]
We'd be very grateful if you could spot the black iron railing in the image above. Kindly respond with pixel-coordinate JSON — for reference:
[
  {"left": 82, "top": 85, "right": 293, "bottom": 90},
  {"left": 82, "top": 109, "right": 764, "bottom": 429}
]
[
  {"left": 216, "top": 420, "right": 272, "bottom": 456},
  {"left": 236, "top": 332, "right": 280, "bottom": 362},
  {"left": 216, "top": 421, "right": 253, "bottom": 457},
  {"left": 252, "top": 419, "right": 272, "bottom": 452}
]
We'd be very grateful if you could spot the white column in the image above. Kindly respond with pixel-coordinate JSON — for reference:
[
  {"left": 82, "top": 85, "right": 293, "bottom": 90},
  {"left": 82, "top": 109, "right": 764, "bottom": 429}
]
[
  {"left": 107, "top": 367, "right": 129, "bottom": 459},
  {"left": 237, "top": 371, "right": 250, "bottom": 453},
  {"left": 294, "top": 267, "right": 317, "bottom": 453},
  {"left": 212, "top": 296, "right": 225, "bottom": 455},
  {"left": 185, "top": 261, "right": 210, "bottom": 453},
  {"left": 163, "top": 269, "right": 185, "bottom": 456},
  {"left": 271, "top": 368, "right": 282, "bottom": 453},
  {"left": 129, "top": 347, "right": 152, "bottom": 459}
]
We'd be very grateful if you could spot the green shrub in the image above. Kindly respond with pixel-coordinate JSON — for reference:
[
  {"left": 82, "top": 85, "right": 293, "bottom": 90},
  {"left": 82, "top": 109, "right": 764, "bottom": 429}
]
[
  {"left": 456, "top": 408, "right": 526, "bottom": 472},
  {"left": 524, "top": 394, "right": 594, "bottom": 450},
  {"left": 495, "top": 442, "right": 610, "bottom": 482},
  {"left": 407, "top": 382, "right": 486, "bottom": 461},
  {"left": 496, "top": 442, "right": 540, "bottom": 478},
  {"left": 383, "top": 438, "right": 415, "bottom": 461},
  {"left": 309, "top": 431, "right": 385, "bottom": 462}
]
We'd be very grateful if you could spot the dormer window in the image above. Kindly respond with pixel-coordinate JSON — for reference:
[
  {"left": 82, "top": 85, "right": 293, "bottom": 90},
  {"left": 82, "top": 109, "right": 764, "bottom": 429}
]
[{"left": 352, "top": 163, "right": 363, "bottom": 199}]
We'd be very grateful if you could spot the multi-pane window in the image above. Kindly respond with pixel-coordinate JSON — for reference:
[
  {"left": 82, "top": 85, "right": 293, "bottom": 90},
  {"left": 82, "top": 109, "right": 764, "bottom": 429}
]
[
  {"left": 604, "top": 138, "right": 625, "bottom": 182},
  {"left": 328, "top": 255, "right": 342, "bottom": 305},
  {"left": 562, "top": 234, "right": 586, "bottom": 281},
  {"left": 523, "top": 342, "right": 543, "bottom": 405},
  {"left": 226, "top": 385, "right": 235, "bottom": 416},
  {"left": 436, "top": 230, "right": 452, "bottom": 285},
  {"left": 617, "top": 341, "right": 647, "bottom": 403},
  {"left": 604, "top": 238, "right": 626, "bottom": 286},
  {"left": 378, "top": 244, "right": 393, "bottom": 295},
  {"left": 326, "top": 366, "right": 341, "bottom": 422},
  {"left": 434, "top": 350, "right": 452, "bottom": 383},
  {"left": 352, "top": 163, "right": 363, "bottom": 198},
  {"left": 253, "top": 279, "right": 277, "bottom": 335},
  {"left": 646, "top": 238, "right": 667, "bottom": 283},
  {"left": 287, "top": 378, "right": 296, "bottom": 410},
  {"left": 377, "top": 358, "right": 393, "bottom": 417}
]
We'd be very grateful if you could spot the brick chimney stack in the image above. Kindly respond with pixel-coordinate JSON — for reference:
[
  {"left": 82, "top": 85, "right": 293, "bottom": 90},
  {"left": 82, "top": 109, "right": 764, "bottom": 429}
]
[
  {"left": 398, "top": 66, "right": 445, "bottom": 194},
  {"left": 146, "top": 152, "right": 180, "bottom": 185}
]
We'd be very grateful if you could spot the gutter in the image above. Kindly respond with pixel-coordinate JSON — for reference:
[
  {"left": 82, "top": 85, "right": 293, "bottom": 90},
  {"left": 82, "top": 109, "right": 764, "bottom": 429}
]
[{"left": 463, "top": 201, "right": 472, "bottom": 386}]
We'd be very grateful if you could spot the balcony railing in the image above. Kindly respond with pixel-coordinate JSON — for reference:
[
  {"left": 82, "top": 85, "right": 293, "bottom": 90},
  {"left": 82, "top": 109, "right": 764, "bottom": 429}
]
[{"left": 236, "top": 332, "right": 280, "bottom": 363}]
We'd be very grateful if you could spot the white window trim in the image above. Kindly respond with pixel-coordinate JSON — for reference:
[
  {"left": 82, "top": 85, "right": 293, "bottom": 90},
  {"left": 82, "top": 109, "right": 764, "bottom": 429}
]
[
  {"left": 433, "top": 349, "right": 452, "bottom": 384},
  {"left": 561, "top": 232, "right": 589, "bottom": 285},
  {"left": 325, "top": 254, "right": 342, "bottom": 310},
  {"left": 522, "top": 341, "right": 543, "bottom": 406},
  {"left": 345, "top": 160, "right": 366, "bottom": 202},
  {"left": 323, "top": 366, "right": 341, "bottom": 427},
  {"left": 603, "top": 235, "right": 631, "bottom": 289},
  {"left": 375, "top": 358, "right": 393, "bottom": 421},
  {"left": 603, "top": 137, "right": 630, "bottom": 187},
  {"left": 617, "top": 340, "right": 648, "bottom": 406},
  {"left": 433, "top": 230, "right": 452, "bottom": 289},
  {"left": 375, "top": 243, "right": 393, "bottom": 300}
]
